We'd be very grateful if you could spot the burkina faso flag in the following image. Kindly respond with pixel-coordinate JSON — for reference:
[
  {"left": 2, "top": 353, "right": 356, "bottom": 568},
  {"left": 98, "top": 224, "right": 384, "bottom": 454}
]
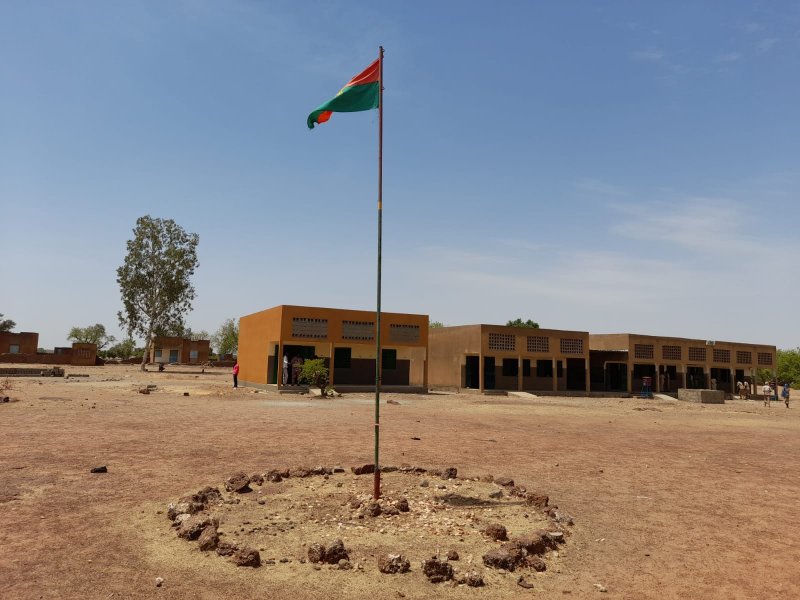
[{"left": 307, "top": 59, "right": 379, "bottom": 129}]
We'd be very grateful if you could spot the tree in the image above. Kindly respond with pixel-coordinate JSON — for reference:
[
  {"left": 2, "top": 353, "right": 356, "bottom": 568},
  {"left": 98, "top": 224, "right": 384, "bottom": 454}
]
[
  {"left": 299, "top": 358, "right": 329, "bottom": 391},
  {"left": 212, "top": 318, "right": 239, "bottom": 357},
  {"left": 117, "top": 215, "right": 199, "bottom": 371},
  {"left": 777, "top": 348, "right": 800, "bottom": 386},
  {"left": 67, "top": 323, "right": 116, "bottom": 350},
  {"left": 506, "top": 318, "right": 540, "bottom": 329},
  {"left": 0, "top": 313, "right": 15, "bottom": 332},
  {"left": 105, "top": 338, "right": 137, "bottom": 359},
  {"left": 429, "top": 320, "right": 444, "bottom": 329}
]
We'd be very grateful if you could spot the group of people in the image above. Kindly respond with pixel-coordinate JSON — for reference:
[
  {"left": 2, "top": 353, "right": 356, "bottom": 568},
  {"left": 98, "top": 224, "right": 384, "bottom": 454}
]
[
  {"left": 736, "top": 379, "right": 791, "bottom": 407},
  {"left": 282, "top": 354, "right": 305, "bottom": 385}
]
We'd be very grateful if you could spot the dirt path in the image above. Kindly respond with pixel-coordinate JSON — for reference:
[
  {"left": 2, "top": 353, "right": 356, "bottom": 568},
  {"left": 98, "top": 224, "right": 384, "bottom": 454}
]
[{"left": 1, "top": 366, "right": 798, "bottom": 599}]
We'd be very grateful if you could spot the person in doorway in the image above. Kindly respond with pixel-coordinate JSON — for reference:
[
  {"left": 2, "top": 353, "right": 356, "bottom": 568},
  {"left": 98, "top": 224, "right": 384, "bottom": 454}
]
[
  {"left": 282, "top": 355, "right": 289, "bottom": 385},
  {"left": 665, "top": 371, "right": 671, "bottom": 393},
  {"left": 659, "top": 372, "right": 665, "bottom": 393},
  {"left": 232, "top": 361, "right": 239, "bottom": 388},
  {"left": 710, "top": 378, "right": 717, "bottom": 390},
  {"left": 736, "top": 380, "right": 744, "bottom": 400},
  {"left": 291, "top": 354, "right": 304, "bottom": 385},
  {"left": 762, "top": 383, "right": 772, "bottom": 407},
  {"left": 782, "top": 382, "right": 790, "bottom": 408},
  {"left": 744, "top": 380, "right": 751, "bottom": 399}
]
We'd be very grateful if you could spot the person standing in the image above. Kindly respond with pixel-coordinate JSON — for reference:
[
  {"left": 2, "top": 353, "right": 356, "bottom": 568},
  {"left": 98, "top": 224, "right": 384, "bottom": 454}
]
[
  {"left": 762, "top": 382, "right": 772, "bottom": 407},
  {"left": 744, "top": 380, "right": 750, "bottom": 400},
  {"left": 291, "top": 354, "right": 304, "bottom": 385},
  {"left": 232, "top": 361, "right": 239, "bottom": 388},
  {"left": 782, "top": 383, "right": 791, "bottom": 408},
  {"left": 282, "top": 355, "right": 289, "bottom": 385}
]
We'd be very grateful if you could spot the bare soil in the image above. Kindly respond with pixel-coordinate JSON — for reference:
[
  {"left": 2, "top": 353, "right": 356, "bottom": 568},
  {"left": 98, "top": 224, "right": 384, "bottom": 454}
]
[{"left": 1, "top": 365, "right": 798, "bottom": 599}]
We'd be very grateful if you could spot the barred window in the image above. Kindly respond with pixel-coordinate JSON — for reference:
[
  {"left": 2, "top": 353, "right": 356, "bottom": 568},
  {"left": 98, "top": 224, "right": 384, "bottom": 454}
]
[
  {"left": 662, "top": 345, "right": 682, "bottom": 360},
  {"left": 560, "top": 338, "right": 583, "bottom": 354},
  {"left": 488, "top": 333, "right": 515, "bottom": 351},
  {"left": 389, "top": 324, "right": 420, "bottom": 343},
  {"left": 342, "top": 320, "right": 374, "bottom": 341},
  {"left": 634, "top": 344, "right": 654, "bottom": 360},
  {"left": 291, "top": 317, "right": 328, "bottom": 339},
  {"left": 527, "top": 336, "right": 549, "bottom": 353},
  {"left": 736, "top": 351, "right": 752, "bottom": 364},
  {"left": 712, "top": 349, "right": 731, "bottom": 363},
  {"left": 688, "top": 347, "right": 706, "bottom": 362},
  {"left": 757, "top": 352, "right": 773, "bottom": 366}
]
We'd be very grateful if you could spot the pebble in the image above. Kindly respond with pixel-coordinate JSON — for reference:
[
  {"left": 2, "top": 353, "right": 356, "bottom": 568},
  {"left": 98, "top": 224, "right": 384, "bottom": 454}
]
[
  {"left": 155, "top": 577, "right": 164, "bottom": 587},
  {"left": 594, "top": 584, "right": 607, "bottom": 592}
]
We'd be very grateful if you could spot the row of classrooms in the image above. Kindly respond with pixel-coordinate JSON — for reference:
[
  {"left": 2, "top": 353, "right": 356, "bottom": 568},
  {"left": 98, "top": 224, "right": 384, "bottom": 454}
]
[{"left": 238, "top": 305, "right": 777, "bottom": 394}]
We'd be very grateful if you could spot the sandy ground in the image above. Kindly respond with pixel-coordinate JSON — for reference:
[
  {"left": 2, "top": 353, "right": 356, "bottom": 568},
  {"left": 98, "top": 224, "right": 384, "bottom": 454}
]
[{"left": 1, "top": 365, "right": 799, "bottom": 599}]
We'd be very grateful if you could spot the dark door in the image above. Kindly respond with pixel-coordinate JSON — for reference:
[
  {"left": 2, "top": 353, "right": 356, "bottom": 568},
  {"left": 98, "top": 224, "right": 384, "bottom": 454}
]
[
  {"left": 269, "top": 344, "right": 279, "bottom": 384},
  {"left": 465, "top": 356, "right": 480, "bottom": 389},
  {"left": 566, "top": 358, "right": 586, "bottom": 391},
  {"left": 606, "top": 363, "right": 627, "bottom": 392},
  {"left": 483, "top": 356, "right": 495, "bottom": 390}
]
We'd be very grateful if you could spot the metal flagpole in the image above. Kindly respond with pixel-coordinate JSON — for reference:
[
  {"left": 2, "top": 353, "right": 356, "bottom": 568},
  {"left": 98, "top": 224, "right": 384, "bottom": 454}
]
[{"left": 373, "top": 46, "right": 384, "bottom": 500}]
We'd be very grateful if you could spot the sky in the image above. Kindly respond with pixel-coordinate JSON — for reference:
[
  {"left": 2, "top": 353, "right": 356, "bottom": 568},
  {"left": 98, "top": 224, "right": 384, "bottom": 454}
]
[{"left": 1, "top": 1, "right": 799, "bottom": 349}]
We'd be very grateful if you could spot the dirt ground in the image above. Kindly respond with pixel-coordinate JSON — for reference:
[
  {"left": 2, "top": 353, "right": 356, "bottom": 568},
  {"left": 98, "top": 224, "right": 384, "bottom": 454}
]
[{"left": 1, "top": 365, "right": 799, "bottom": 599}]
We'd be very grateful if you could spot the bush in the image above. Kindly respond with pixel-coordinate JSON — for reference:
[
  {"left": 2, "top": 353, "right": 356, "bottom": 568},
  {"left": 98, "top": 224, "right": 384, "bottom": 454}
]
[{"left": 299, "top": 359, "right": 329, "bottom": 390}]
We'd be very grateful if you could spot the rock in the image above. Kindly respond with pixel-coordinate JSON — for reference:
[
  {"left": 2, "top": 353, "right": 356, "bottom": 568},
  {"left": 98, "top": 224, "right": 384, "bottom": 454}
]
[
  {"left": 230, "top": 547, "right": 260, "bottom": 567},
  {"left": 465, "top": 572, "right": 484, "bottom": 587},
  {"left": 177, "top": 514, "right": 213, "bottom": 540},
  {"left": 224, "top": 472, "right": 251, "bottom": 493},
  {"left": 307, "top": 543, "right": 325, "bottom": 563},
  {"left": 351, "top": 464, "right": 375, "bottom": 475},
  {"left": 216, "top": 541, "right": 237, "bottom": 556},
  {"left": 155, "top": 577, "right": 164, "bottom": 587},
  {"left": 421, "top": 558, "right": 454, "bottom": 583},
  {"left": 482, "top": 543, "right": 526, "bottom": 571},
  {"left": 527, "top": 556, "right": 546, "bottom": 571},
  {"left": 479, "top": 474, "right": 494, "bottom": 483},
  {"left": 138, "top": 387, "right": 150, "bottom": 394},
  {"left": 554, "top": 511, "right": 573, "bottom": 525},
  {"left": 337, "top": 559, "right": 352, "bottom": 570},
  {"left": 395, "top": 498, "right": 410, "bottom": 512},
  {"left": 312, "top": 466, "right": 333, "bottom": 476},
  {"left": 428, "top": 468, "right": 442, "bottom": 477},
  {"left": 382, "top": 465, "right": 398, "bottom": 473},
  {"left": 594, "top": 584, "right": 608, "bottom": 593},
  {"left": 386, "top": 399, "right": 400, "bottom": 405},
  {"left": 546, "top": 531, "right": 565, "bottom": 544},
  {"left": 378, "top": 553, "right": 411, "bottom": 574},
  {"left": 446, "top": 550, "right": 459, "bottom": 561},
  {"left": 197, "top": 526, "right": 219, "bottom": 551},
  {"left": 483, "top": 523, "right": 508, "bottom": 541},
  {"left": 419, "top": 480, "right": 429, "bottom": 488},
  {"left": 333, "top": 466, "right": 345, "bottom": 473},
  {"left": 289, "top": 466, "right": 312, "bottom": 478},
  {"left": 167, "top": 501, "right": 203, "bottom": 520},
  {"left": 398, "top": 464, "right": 414, "bottom": 472},
  {"left": 348, "top": 496, "right": 363, "bottom": 509},
  {"left": 364, "top": 502, "right": 382, "bottom": 517},
  {"left": 515, "top": 533, "right": 549, "bottom": 555},
  {"left": 525, "top": 493, "right": 549, "bottom": 508},
  {"left": 90, "top": 466, "right": 107, "bottom": 473},
  {"left": 266, "top": 470, "right": 283, "bottom": 483},
  {"left": 250, "top": 473, "right": 264, "bottom": 485},
  {"left": 382, "top": 504, "right": 400, "bottom": 516},
  {"left": 509, "top": 485, "right": 527, "bottom": 497},
  {"left": 488, "top": 489, "right": 503, "bottom": 499},
  {"left": 517, "top": 576, "right": 535, "bottom": 589},
  {"left": 494, "top": 476, "right": 514, "bottom": 487},
  {"left": 191, "top": 486, "right": 223, "bottom": 507},
  {"left": 323, "top": 539, "right": 349, "bottom": 564},
  {"left": 183, "top": 392, "right": 189, "bottom": 396}
]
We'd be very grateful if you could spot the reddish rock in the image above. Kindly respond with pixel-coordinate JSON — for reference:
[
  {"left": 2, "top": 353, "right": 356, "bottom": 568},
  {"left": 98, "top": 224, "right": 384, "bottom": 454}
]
[
  {"left": 266, "top": 470, "right": 283, "bottom": 483},
  {"left": 483, "top": 523, "right": 508, "bottom": 541},
  {"left": 224, "top": 472, "right": 251, "bottom": 493},
  {"left": 193, "top": 486, "right": 223, "bottom": 506},
  {"left": 441, "top": 467, "right": 457, "bottom": 480},
  {"left": 230, "top": 547, "right": 260, "bottom": 567},
  {"left": 288, "top": 466, "right": 312, "bottom": 478},
  {"left": 494, "top": 476, "right": 515, "bottom": 487},
  {"left": 421, "top": 558, "right": 453, "bottom": 583},
  {"left": 525, "top": 493, "right": 549, "bottom": 508},
  {"left": 351, "top": 464, "right": 375, "bottom": 475},
  {"left": 515, "top": 532, "right": 549, "bottom": 555},
  {"left": 482, "top": 543, "right": 526, "bottom": 571},
  {"left": 177, "top": 514, "right": 213, "bottom": 540},
  {"left": 167, "top": 500, "right": 203, "bottom": 520},
  {"left": 324, "top": 539, "right": 349, "bottom": 564},
  {"left": 216, "top": 541, "right": 237, "bottom": 556},
  {"left": 527, "top": 556, "right": 546, "bottom": 572},
  {"left": 446, "top": 549, "right": 459, "bottom": 561},
  {"left": 197, "top": 526, "right": 219, "bottom": 551},
  {"left": 378, "top": 554, "right": 411, "bottom": 574},
  {"left": 465, "top": 572, "right": 485, "bottom": 587},
  {"left": 364, "top": 502, "right": 382, "bottom": 517},
  {"left": 395, "top": 498, "right": 410, "bottom": 512},
  {"left": 307, "top": 543, "right": 325, "bottom": 564},
  {"left": 250, "top": 473, "right": 264, "bottom": 485}
]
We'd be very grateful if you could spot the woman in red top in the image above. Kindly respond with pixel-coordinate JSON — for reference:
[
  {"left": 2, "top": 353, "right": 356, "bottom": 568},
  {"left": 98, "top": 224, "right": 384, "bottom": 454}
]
[{"left": 232, "top": 362, "right": 239, "bottom": 388}]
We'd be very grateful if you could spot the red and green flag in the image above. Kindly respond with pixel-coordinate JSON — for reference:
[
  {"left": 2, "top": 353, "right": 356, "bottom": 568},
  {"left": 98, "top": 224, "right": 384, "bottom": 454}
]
[{"left": 307, "top": 59, "right": 380, "bottom": 129}]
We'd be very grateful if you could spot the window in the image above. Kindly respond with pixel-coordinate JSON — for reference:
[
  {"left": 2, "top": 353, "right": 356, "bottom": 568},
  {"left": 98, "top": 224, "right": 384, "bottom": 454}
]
[
  {"left": 382, "top": 348, "right": 397, "bottom": 370},
  {"left": 389, "top": 324, "right": 420, "bottom": 343},
  {"left": 334, "top": 347, "right": 351, "bottom": 369},
  {"left": 662, "top": 345, "right": 682, "bottom": 360},
  {"left": 502, "top": 358, "right": 518, "bottom": 377},
  {"left": 560, "top": 338, "right": 583, "bottom": 354},
  {"left": 9, "top": 344, "right": 19, "bottom": 354},
  {"left": 712, "top": 349, "right": 731, "bottom": 363},
  {"left": 155, "top": 349, "right": 162, "bottom": 358},
  {"left": 169, "top": 349, "right": 179, "bottom": 363},
  {"left": 190, "top": 350, "right": 198, "bottom": 362},
  {"left": 342, "top": 321, "right": 374, "bottom": 341},
  {"left": 488, "top": 333, "right": 515, "bottom": 351},
  {"left": 736, "top": 351, "right": 752, "bottom": 364},
  {"left": 527, "top": 336, "right": 549, "bottom": 353},
  {"left": 634, "top": 344, "right": 654, "bottom": 360},
  {"left": 291, "top": 317, "right": 328, "bottom": 339},
  {"left": 688, "top": 347, "right": 706, "bottom": 362},
  {"left": 536, "top": 360, "right": 553, "bottom": 378},
  {"left": 757, "top": 352, "right": 773, "bottom": 366},
  {"left": 522, "top": 359, "right": 531, "bottom": 377}
]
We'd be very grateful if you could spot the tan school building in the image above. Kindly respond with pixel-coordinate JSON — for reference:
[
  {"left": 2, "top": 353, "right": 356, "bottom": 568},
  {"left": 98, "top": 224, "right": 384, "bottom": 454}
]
[
  {"left": 238, "top": 305, "right": 428, "bottom": 391},
  {"left": 428, "top": 325, "right": 590, "bottom": 393}
]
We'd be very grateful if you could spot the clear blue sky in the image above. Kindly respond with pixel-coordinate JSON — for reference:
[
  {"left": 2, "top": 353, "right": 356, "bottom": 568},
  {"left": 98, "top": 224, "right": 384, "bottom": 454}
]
[{"left": 2, "top": 1, "right": 798, "bottom": 349}]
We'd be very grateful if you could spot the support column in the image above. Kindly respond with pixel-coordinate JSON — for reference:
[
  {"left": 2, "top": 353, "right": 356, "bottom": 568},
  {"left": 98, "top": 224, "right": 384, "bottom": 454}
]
[
  {"left": 518, "top": 356, "right": 523, "bottom": 391},
  {"left": 552, "top": 358, "right": 557, "bottom": 392},
  {"left": 585, "top": 358, "right": 591, "bottom": 392},
  {"left": 627, "top": 362, "right": 633, "bottom": 394},
  {"left": 277, "top": 341, "right": 284, "bottom": 389},
  {"left": 479, "top": 352, "right": 484, "bottom": 392},
  {"left": 329, "top": 342, "right": 335, "bottom": 387},
  {"left": 656, "top": 364, "right": 661, "bottom": 393}
]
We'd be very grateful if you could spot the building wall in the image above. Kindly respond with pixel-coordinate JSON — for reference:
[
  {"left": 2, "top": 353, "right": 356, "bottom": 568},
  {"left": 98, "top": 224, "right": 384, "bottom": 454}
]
[
  {"left": 428, "top": 326, "right": 481, "bottom": 388},
  {"left": 71, "top": 343, "right": 97, "bottom": 366},
  {"left": 0, "top": 332, "right": 39, "bottom": 355},
  {"left": 149, "top": 337, "right": 210, "bottom": 364}
]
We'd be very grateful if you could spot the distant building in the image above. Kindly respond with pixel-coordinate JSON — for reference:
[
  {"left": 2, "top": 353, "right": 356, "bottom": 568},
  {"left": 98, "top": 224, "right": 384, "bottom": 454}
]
[
  {"left": 428, "top": 325, "right": 590, "bottom": 393},
  {"left": 0, "top": 331, "right": 39, "bottom": 355},
  {"left": 0, "top": 331, "right": 96, "bottom": 366},
  {"left": 238, "top": 305, "right": 428, "bottom": 391},
  {"left": 149, "top": 337, "right": 210, "bottom": 364}
]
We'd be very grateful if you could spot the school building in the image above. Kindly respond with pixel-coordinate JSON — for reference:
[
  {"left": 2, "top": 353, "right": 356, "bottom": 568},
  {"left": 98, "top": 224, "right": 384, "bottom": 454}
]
[
  {"left": 149, "top": 337, "right": 210, "bottom": 364},
  {"left": 428, "top": 325, "right": 591, "bottom": 393},
  {"left": 238, "top": 305, "right": 429, "bottom": 391},
  {"left": 589, "top": 333, "right": 777, "bottom": 394}
]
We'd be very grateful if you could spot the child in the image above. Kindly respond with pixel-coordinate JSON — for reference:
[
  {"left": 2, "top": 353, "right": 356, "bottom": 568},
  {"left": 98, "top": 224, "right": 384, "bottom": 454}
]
[{"left": 782, "top": 383, "right": 791, "bottom": 408}]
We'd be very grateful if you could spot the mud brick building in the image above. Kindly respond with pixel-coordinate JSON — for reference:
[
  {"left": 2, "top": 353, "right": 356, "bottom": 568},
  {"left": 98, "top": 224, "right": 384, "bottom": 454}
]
[
  {"left": 589, "top": 333, "right": 777, "bottom": 394},
  {"left": 0, "top": 331, "right": 39, "bottom": 355},
  {"left": 0, "top": 330, "right": 97, "bottom": 366},
  {"left": 428, "top": 325, "right": 590, "bottom": 393},
  {"left": 238, "top": 305, "right": 428, "bottom": 391},
  {"left": 149, "top": 337, "right": 210, "bottom": 364}
]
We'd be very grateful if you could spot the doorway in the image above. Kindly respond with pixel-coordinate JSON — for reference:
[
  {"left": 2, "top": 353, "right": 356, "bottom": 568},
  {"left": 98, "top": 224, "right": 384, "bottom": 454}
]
[
  {"left": 566, "top": 358, "right": 586, "bottom": 391},
  {"left": 605, "top": 362, "right": 627, "bottom": 392},
  {"left": 483, "top": 356, "right": 495, "bottom": 390},
  {"left": 465, "top": 356, "right": 480, "bottom": 389},
  {"left": 686, "top": 366, "right": 706, "bottom": 389}
]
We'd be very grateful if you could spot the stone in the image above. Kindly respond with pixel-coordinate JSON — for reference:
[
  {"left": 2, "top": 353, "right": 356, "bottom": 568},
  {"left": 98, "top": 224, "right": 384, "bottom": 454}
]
[
  {"left": 348, "top": 496, "right": 363, "bottom": 509},
  {"left": 138, "top": 387, "right": 150, "bottom": 394},
  {"left": 382, "top": 465, "right": 398, "bottom": 473},
  {"left": 323, "top": 539, "right": 349, "bottom": 564},
  {"left": 177, "top": 514, "right": 213, "bottom": 540},
  {"left": 554, "top": 511, "right": 573, "bottom": 525},
  {"left": 230, "top": 547, "right": 260, "bottom": 567},
  {"left": 494, "top": 476, "right": 514, "bottom": 487},
  {"left": 395, "top": 498, "right": 410, "bottom": 512},
  {"left": 488, "top": 490, "right": 503, "bottom": 499},
  {"left": 378, "top": 553, "right": 411, "bottom": 574},
  {"left": 197, "top": 526, "right": 219, "bottom": 551},
  {"left": 546, "top": 531, "right": 565, "bottom": 544},
  {"left": 192, "top": 486, "right": 223, "bottom": 506},
  {"left": 250, "top": 473, "right": 264, "bottom": 485},
  {"left": 364, "top": 502, "right": 381, "bottom": 517},
  {"left": 333, "top": 466, "right": 345, "bottom": 473},
  {"left": 419, "top": 480, "right": 429, "bottom": 488},
  {"left": 517, "top": 576, "right": 535, "bottom": 589},
  {"left": 594, "top": 584, "right": 608, "bottom": 592},
  {"left": 525, "top": 493, "right": 549, "bottom": 508},
  {"left": 421, "top": 558, "right": 454, "bottom": 583},
  {"left": 482, "top": 543, "right": 526, "bottom": 571},
  {"left": 382, "top": 504, "right": 400, "bottom": 516},
  {"left": 312, "top": 466, "right": 333, "bottom": 476},
  {"left": 479, "top": 474, "right": 494, "bottom": 483},
  {"left": 465, "top": 572, "right": 484, "bottom": 587},
  {"left": 515, "top": 533, "right": 549, "bottom": 555},
  {"left": 527, "top": 556, "right": 546, "bottom": 571},
  {"left": 398, "top": 464, "right": 414, "bottom": 472},
  {"left": 428, "top": 468, "right": 442, "bottom": 477},
  {"left": 337, "top": 559, "right": 352, "bottom": 570},
  {"left": 90, "top": 466, "right": 107, "bottom": 473},
  {"left": 224, "top": 472, "right": 251, "bottom": 493},
  {"left": 288, "top": 466, "right": 312, "bottom": 478},
  {"left": 266, "top": 470, "right": 283, "bottom": 483},
  {"left": 307, "top": 543, "right": 325, "bottom": 563},
  {"left": 351, "top": 464, "right": 375, "bottom": 475},
  {"left": 167, "top": 501, "right": 203, "bottom": 520},
  {"left": 446, "top": 550, "right": 459, "bottom": 561},
  {"left": 155, "top": 577, "right": 164, "bottom": 587},
  {"left": 483, "top": 523, "right": 508, "bottom": 541}
]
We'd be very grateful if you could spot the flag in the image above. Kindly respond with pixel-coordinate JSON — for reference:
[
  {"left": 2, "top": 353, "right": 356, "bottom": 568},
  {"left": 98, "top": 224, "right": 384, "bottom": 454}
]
[{"left": 307, "top": 59, "right": 380, "bottom": 129}]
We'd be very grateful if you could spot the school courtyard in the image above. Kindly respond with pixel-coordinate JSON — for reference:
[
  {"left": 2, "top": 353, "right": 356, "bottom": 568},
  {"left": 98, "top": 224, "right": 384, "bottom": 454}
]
[{"left": 0, "top": 364, "right": 797, "bottom": 599}]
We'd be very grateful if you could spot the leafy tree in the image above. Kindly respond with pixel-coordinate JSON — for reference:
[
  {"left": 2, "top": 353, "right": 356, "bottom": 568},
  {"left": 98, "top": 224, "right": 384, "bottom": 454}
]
[
  {"left": 777, "top": 348, "right": 800, "bottom": 386},
  {"left": 0, "top": 313, "right": 15, "bottom": 332},
  {"left": 212, "top": 318, "right": 239, "bottom": 357},
  {"left": 506, "top": 318, "right": 540, "bottom": 329},
  {"left": 116, "top": 215, "right": 199, "bottom": 371},
  {"left": 429, "top": 320, "right": 444, "bottom": 329},
  {"left": 299, "top": 358, "right": 329, "bottom": 391},
  {"left": 67, "top": 323, "right": 116, "bottom": 350},
  {"left": 105, "top": 338, "right": 137, "bottom": 359}
]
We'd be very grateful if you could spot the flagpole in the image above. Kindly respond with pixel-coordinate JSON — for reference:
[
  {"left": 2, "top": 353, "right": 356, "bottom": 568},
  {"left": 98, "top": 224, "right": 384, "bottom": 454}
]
[{"left": 373, "top": 46, "right": 384, "bottom": 500}]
